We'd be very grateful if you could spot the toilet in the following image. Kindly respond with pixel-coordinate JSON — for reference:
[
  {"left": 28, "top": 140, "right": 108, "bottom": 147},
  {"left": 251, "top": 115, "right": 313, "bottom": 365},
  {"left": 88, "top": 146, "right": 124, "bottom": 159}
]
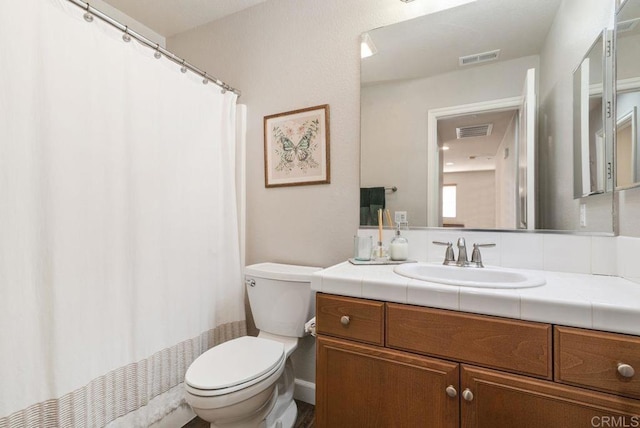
[{"left": 184, "top": 263, "right": 321, "bottom": 428}]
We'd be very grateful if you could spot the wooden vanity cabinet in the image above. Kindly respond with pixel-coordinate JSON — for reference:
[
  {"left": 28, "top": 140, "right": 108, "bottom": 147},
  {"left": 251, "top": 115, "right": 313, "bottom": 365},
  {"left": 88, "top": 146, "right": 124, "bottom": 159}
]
[
  {"left": 316, "top": 293, "right": 640, "bottom": 428},
  {"left": 461, "top": 365, "right": 640, "bottom": 428},
  {"left": 316, "top": 335, "right": 459, "bottom": 428},
  {"left": 315, "top": 293, "right": 459, "bottom": 427}
]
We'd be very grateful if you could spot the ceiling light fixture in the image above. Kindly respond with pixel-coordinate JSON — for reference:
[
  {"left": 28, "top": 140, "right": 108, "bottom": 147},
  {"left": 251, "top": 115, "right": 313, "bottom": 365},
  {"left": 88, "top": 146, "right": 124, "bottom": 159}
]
[
  {"left": 441, "top": 145, "right": 450, "bottom": 151},
  {"left": 361, "top": 33, "right": 377, "bottom": 59}
]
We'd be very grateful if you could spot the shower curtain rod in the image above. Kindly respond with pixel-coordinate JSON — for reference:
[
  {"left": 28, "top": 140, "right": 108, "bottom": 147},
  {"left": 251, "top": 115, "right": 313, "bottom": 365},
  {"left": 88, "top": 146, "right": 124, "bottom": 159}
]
[{"left": 66, "top": 0, "right": 241, "bottom": 96}]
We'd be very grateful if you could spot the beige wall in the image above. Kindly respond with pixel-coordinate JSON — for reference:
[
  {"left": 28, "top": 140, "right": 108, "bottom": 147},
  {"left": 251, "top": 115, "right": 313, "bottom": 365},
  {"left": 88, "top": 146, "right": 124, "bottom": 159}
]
[
  {"left": 443, "top": 171, "right": 496, "bottom": 228},
  {"left": 361, "top": 55, "right": 538, "bottom": 227},
  {"left": 167, "top": 0, "right": 474, "bottom": 268}
]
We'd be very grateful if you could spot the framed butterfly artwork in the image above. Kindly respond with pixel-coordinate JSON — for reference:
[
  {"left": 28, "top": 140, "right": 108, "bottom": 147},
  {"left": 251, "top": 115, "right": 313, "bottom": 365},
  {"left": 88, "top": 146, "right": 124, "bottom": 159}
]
[{"left": 264, "top": 104, "right": 330, "bottom": 187}]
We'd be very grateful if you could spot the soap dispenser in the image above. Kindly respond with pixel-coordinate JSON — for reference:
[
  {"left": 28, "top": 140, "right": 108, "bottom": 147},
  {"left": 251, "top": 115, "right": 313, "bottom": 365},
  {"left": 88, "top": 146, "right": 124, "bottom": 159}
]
[{"left": 389, "top": 224, "right": 409, "bottom": 261}]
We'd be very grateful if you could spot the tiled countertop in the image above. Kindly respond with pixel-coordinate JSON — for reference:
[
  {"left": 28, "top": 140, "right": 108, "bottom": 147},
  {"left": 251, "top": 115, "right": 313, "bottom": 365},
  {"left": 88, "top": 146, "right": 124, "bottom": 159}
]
[{"left": 311, "top": 261, "right": 640, "bottom": 336}]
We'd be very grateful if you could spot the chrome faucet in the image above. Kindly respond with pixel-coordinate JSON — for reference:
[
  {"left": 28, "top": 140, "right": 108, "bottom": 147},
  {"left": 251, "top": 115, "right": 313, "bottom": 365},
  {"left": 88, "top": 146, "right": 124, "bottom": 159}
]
[
  {"left": 433, "top": 238, "right": 495, "bottom": 267},
  {"left": 456, "top": 238, "right": 468, "bottom": 266},
  {"left": 432, "top": 241, "right": 456, "bottom": 265},
  {"left": 469, "top": 243, "right": 496, "bottom": 268}
]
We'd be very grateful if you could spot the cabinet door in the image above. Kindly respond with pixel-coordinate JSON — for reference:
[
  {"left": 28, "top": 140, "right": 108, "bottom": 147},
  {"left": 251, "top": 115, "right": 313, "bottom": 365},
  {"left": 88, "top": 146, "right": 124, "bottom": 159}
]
[
  {"left": 461, "top": 365, "right": 640, "bottom": 428},
  {"left": 316, "top": 335, "right": 459, "bottom": 428}
]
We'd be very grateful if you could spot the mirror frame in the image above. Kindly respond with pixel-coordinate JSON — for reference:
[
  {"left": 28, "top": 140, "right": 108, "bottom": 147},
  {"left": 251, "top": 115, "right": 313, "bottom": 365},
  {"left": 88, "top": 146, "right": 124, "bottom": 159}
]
[
  {"left": 614, "top": 0, "right": 640, "bottom": 191},
  {"left": 572, "top": 29, "right": 615, "bottom": 198}
]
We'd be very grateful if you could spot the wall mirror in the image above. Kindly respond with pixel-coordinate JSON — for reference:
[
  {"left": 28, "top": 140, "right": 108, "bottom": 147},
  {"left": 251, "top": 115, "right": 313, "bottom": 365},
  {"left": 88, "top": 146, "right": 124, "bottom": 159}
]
[
  {"left": 360, "top": 0, "right": 615, "bottom": 233},
  {"left": 616, "top": 0, "right": 640, "bottom": 190},
  {"left": 572, "top": 30, "right": 613, "bottom": 198}
]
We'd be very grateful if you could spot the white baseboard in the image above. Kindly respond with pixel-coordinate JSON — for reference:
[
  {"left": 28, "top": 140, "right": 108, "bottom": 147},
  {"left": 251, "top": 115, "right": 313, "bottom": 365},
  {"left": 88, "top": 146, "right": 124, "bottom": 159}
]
[{"left": 293, "top": 378, "right": 316, "bottom": 405}]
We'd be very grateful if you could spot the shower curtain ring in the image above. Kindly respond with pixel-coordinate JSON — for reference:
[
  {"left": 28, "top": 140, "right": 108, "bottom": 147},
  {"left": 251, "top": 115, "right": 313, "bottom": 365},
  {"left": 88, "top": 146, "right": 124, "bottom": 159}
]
[
  {"left": 203, "top": 73, "right": 209, "bottom": 85},
  {"left": 83, "top": 3, "right": 94, "bottom": 22},
  {"left": 180, "top": 60, "right": 188, "bottom": 74},
  {"left": 122, "top": 26, "right": 131, "bottom": 43},
  {"left": 154, "top": 44, "right": 162, "bottom": 59}
]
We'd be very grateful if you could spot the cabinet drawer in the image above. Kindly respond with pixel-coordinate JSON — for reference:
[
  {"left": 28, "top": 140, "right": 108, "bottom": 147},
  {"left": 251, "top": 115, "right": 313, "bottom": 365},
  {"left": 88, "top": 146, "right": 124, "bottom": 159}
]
[
  {"left": 316, "top": 294, "right": 384, "bottom": 346},
  {"left": 387, "top": 303, "right": 552, "bottom": 379},
  {"left": 555, "top": 326, "right": 640, "bottom": 400}
]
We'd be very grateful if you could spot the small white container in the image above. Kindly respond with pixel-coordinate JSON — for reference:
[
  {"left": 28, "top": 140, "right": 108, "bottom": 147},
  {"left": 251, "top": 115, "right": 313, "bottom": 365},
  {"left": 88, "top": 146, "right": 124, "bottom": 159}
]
[{"left": 389, "top": 228, "right": 409, "bottom": 261}]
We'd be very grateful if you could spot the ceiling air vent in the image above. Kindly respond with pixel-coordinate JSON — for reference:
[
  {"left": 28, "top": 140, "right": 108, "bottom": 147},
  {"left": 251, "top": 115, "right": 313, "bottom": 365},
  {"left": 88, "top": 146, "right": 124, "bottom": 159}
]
[
  {"left": 456, "top": 123, "right": 493, "bottom": 139},
  {"left": 459, "top": 49, "right": 501, "bottom": 67}
]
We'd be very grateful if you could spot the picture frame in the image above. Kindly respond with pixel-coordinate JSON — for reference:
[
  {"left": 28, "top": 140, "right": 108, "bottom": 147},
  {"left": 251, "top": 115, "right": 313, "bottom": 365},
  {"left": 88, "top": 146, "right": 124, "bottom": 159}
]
[{"left": 263, "top": 104, "right": 330, "bottom": 187}]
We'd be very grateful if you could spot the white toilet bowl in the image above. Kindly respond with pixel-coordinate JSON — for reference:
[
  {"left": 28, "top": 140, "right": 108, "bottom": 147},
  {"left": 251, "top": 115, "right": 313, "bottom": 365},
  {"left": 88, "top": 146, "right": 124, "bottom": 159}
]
[
  {"left": 184, "top": 335, "right": 292, "bottom": 427},
  {"left": 184, "top": 263, "right": 321, "bottom": 428}
]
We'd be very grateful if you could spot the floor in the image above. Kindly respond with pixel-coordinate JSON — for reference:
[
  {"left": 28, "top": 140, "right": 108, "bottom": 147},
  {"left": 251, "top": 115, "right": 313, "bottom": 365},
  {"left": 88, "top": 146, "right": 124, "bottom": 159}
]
[{"left": 182, "top": 400, "right": 315, "bottom": 428}]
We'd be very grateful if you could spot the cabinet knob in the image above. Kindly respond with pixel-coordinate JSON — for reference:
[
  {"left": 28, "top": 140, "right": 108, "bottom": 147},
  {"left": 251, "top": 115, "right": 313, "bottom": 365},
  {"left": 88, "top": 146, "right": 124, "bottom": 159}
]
[
  {"left": 618, "top": 363, "right": 635, "bottom": 378},
  {"left": 340, "top": 315, "right": 350, "bottom": 326},
  {"left": 462, "top": 388, "right": 474, "bottom": 401},
  {"left": 445, "top": 385, "right": 457, "bottom": 398}
]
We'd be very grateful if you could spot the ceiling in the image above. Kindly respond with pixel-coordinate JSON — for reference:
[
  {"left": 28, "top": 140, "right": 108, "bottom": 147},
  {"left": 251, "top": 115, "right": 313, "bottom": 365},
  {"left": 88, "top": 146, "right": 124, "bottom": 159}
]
[
  {"left": 100, "top": 0, "right": 267, "bottom": 37},
  {"left": 439, "top": 109, "right": 518, "bottom": 173},
  {"left": 361, "top": 0, "right": 561, "bottom": 85},
  {"left": 360, "top": 0, "right": 560, "bottom": 174}
]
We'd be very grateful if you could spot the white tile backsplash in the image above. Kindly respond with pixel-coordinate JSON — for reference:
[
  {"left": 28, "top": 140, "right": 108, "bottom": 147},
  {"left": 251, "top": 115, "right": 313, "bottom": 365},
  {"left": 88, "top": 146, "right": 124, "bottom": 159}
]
[
  {"left": 357, "top": 229, "right": 638, "bottom": 282},
  {"left": 403, "top": 230, "right": 428, "bottom": 262},
  {"left": 542, "top": 234, "right": 592, "bottom": 274},
  {"left": 591, "top": 236, "right": 617, "bottom": 276},
  {"left": 500, "top": 233, "right": 544, "bottom": 270},
  {"left": 618, "top": 236, "right": 640, "bottom": 279}
]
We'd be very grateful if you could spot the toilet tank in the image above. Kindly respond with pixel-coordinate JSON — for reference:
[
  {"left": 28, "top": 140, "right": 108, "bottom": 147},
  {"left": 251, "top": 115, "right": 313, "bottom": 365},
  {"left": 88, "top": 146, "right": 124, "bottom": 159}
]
[{"left": 245, "top": 263, "right": 322, "bottom": 338}]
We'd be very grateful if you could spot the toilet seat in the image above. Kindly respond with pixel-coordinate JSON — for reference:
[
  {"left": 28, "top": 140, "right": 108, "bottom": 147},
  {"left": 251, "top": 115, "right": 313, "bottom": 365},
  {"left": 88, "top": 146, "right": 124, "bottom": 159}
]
[{"left": 185, "top": 336, "right": 285, "bottom": 397}]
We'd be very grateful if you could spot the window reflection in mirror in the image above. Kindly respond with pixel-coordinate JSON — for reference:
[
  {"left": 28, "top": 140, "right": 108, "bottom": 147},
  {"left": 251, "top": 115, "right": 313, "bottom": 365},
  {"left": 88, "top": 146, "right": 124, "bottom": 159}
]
[{"left": 615, "top": 0, "right": 640, "bottom": 190}]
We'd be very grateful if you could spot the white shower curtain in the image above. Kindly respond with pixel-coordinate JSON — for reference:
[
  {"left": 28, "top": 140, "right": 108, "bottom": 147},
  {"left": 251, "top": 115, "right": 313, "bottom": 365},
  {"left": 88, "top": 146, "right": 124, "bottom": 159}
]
[{"left": 0, "top": 1, "right": 245, "bottom": 426}]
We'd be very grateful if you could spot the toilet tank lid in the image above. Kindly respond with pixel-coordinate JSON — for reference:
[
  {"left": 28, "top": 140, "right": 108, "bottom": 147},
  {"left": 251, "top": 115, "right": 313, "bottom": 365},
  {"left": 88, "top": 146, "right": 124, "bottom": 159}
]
[{"left": 245, "top": 263, "right": 322, "bottom": 282}]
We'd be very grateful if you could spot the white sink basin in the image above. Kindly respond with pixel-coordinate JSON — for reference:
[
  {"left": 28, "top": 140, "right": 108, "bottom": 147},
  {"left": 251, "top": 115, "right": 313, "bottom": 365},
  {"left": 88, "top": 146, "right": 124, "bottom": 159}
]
[{"left": 393, "top": 263, "right": 546, "bottom": 289}]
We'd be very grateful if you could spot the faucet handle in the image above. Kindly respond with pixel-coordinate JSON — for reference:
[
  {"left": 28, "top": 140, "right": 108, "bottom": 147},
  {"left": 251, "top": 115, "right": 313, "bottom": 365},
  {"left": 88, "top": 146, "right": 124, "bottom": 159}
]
[
  {"left": 432, "top": 241, "right": 455, "bottom": 265},
  {"left": 470, "top": 243, "right": 496, "bottom": 268},
  {"left": 474, "top": 243, "right": 496, "bottom": 248}
]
